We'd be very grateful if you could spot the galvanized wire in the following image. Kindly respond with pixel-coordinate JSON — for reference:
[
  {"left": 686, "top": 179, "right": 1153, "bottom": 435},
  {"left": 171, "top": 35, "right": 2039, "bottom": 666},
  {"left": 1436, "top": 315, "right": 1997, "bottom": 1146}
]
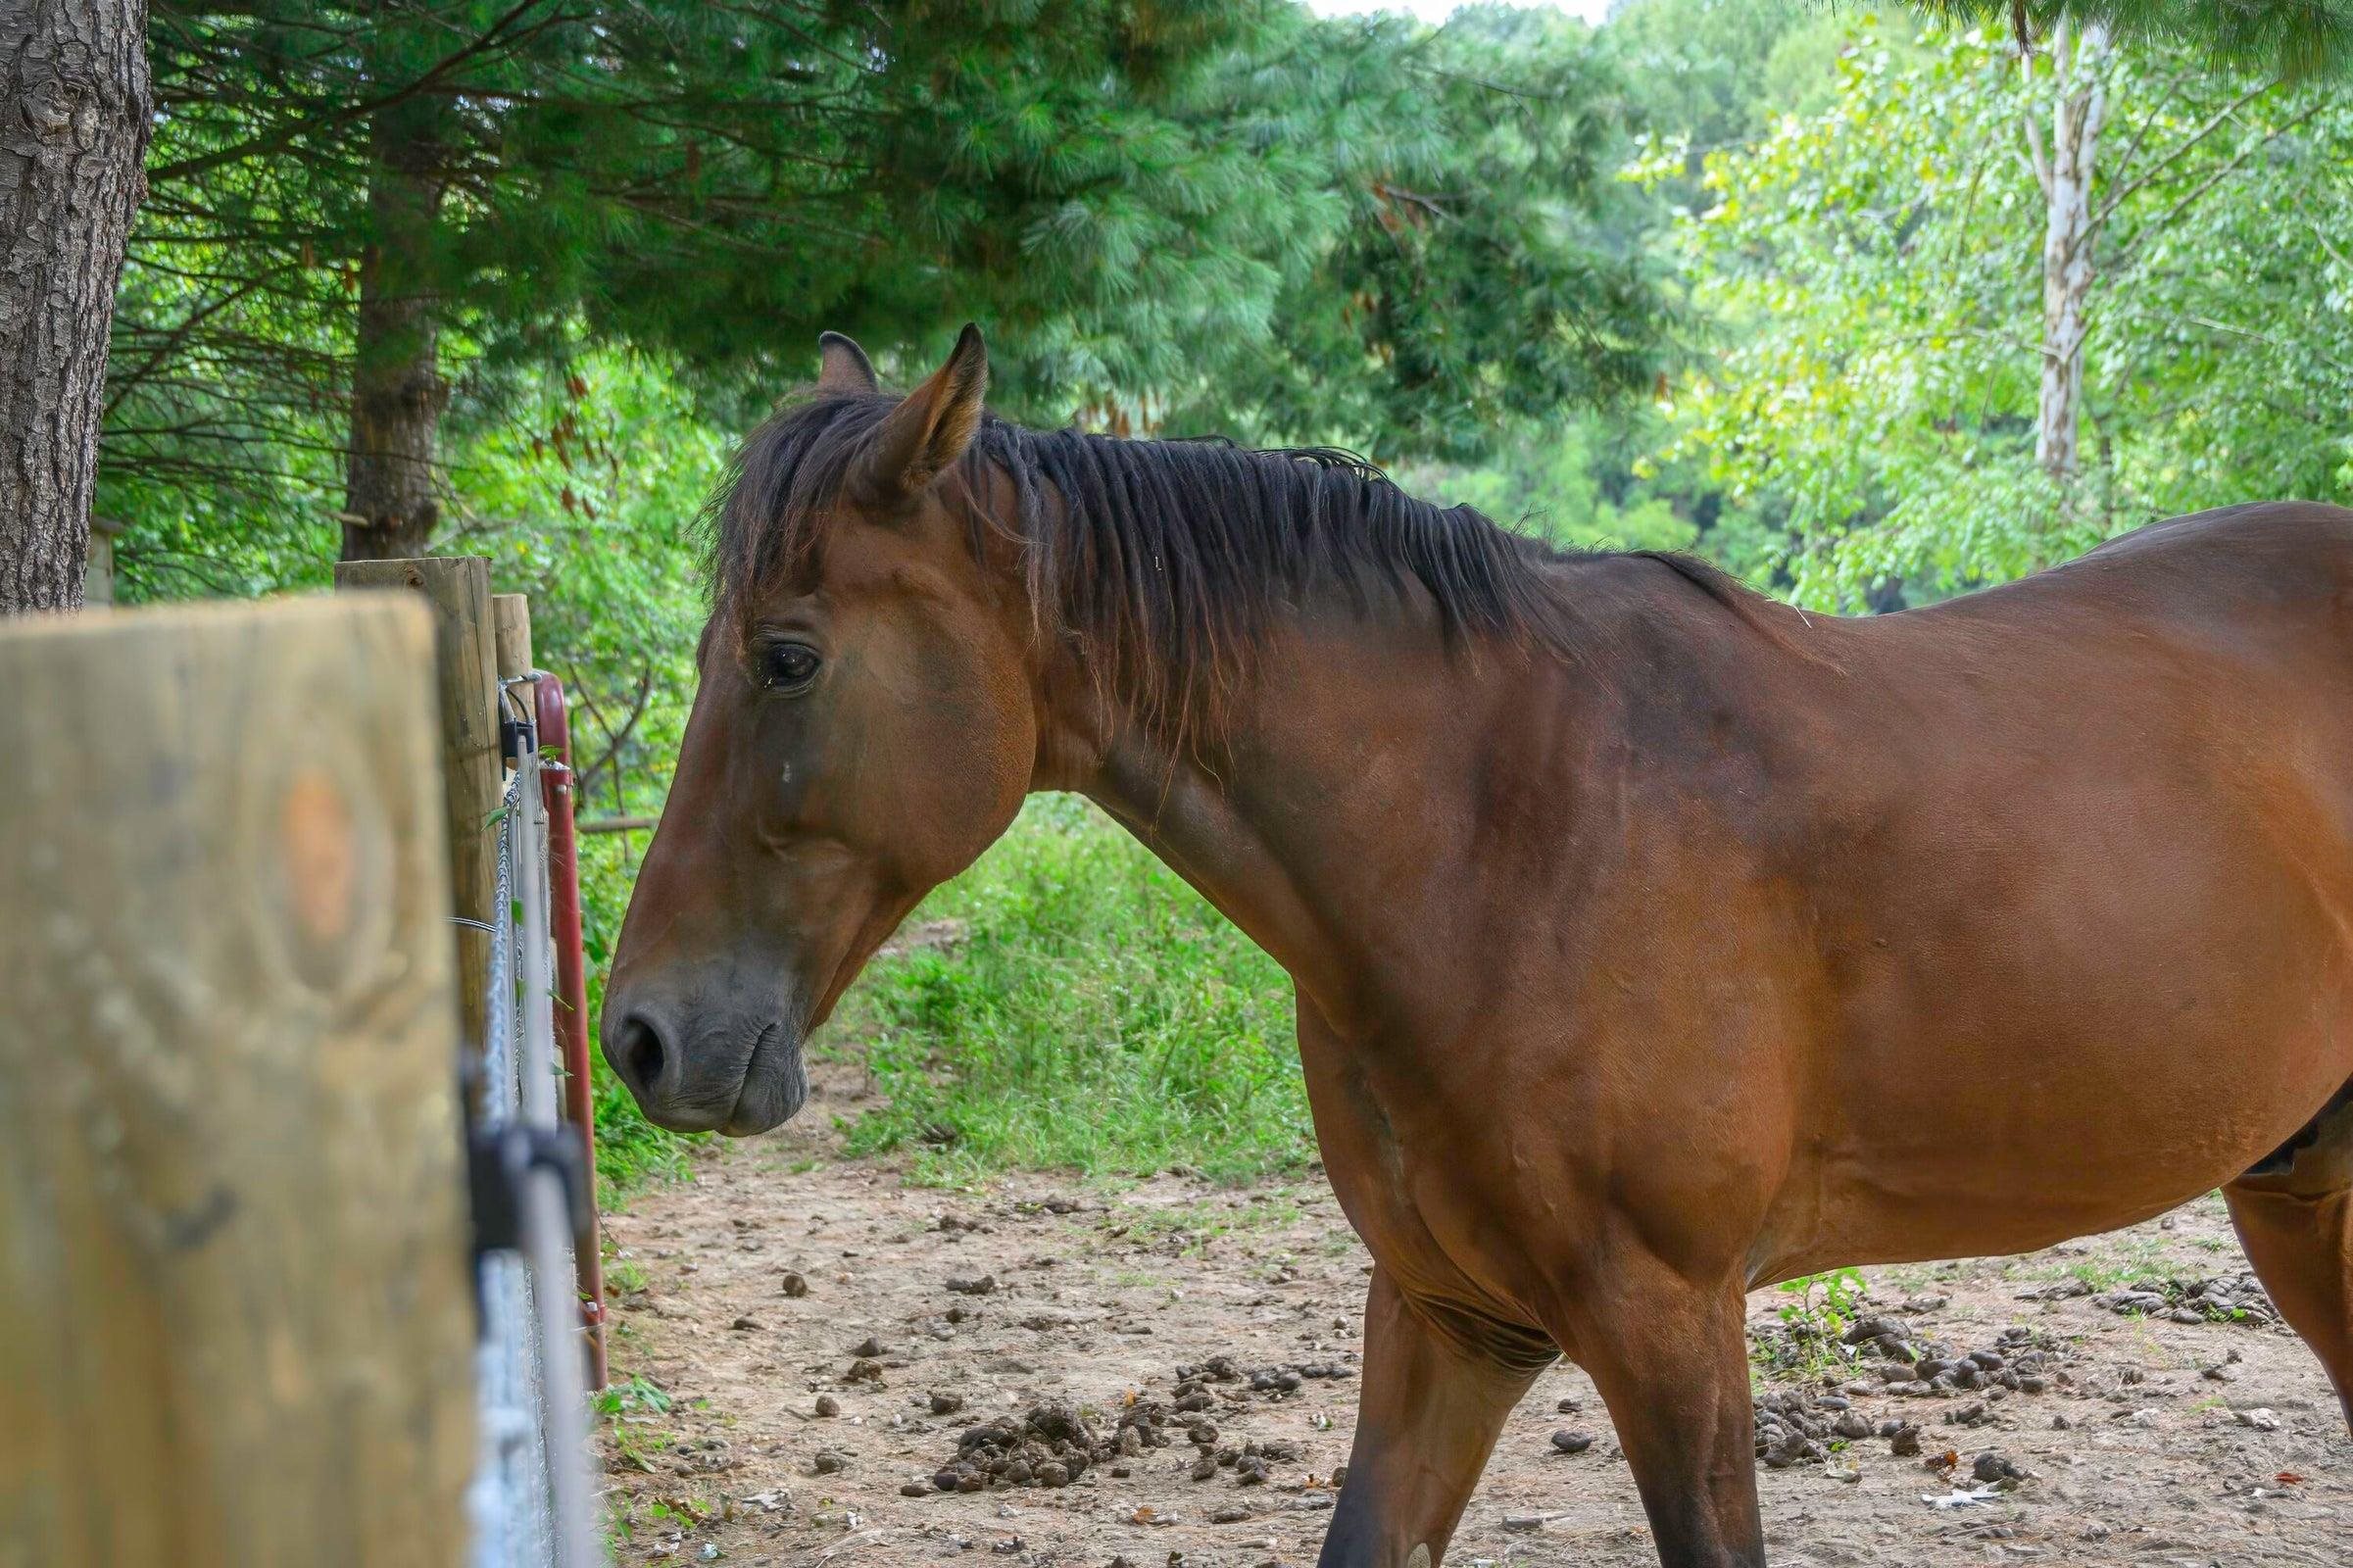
[{"left": 466, "top": 691, "right": 604, "bottom": 1568}]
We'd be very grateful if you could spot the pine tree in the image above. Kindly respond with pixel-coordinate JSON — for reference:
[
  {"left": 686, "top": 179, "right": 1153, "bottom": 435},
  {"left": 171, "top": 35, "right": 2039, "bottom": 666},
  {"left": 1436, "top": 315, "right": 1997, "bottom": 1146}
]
[
  {"left": 1922, "top": 0, "right": 2349, "bottom": 75},
  {"left": 1, "top": 0, "right": 150, "bottom": 612},
  {"left": 112, "top": 2, "right": 1675, "bottom": 574}
]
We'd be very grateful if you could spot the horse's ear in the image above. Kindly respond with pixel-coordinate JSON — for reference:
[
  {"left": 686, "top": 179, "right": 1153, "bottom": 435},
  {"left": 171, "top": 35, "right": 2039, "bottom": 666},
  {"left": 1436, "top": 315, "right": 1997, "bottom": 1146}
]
[
  {"left": 816, "top": 331, "right": 879, "bottom": 395},
  {"left": 854, "top": 323, "right": 988, "bottom": 504}
]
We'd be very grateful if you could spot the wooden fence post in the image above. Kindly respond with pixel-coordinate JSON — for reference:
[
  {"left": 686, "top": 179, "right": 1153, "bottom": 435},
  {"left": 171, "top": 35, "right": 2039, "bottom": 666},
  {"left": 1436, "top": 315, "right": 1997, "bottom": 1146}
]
[
  {"left": 335, "top": 557, "right": 502, "bottom": 1050},
  {"left": 492, "top": 591, "right": 533, "bottom": 680},
  {"left": 0, "top": 595, "right": 475, "bottom": 1566}
]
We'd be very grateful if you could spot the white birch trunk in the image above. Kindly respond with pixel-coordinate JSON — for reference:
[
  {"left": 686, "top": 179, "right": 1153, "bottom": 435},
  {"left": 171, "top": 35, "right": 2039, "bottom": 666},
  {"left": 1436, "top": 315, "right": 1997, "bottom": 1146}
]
[{"left": 2035, "top": 18, "right": 2110, "bottom": 487}]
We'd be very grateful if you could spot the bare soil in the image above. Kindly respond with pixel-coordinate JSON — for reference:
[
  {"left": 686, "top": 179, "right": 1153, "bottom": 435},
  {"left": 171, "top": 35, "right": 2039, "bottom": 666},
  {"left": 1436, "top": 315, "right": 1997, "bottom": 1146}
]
[{"left": 598, "top": 1063, "right": 2351, "bottom": 1566}]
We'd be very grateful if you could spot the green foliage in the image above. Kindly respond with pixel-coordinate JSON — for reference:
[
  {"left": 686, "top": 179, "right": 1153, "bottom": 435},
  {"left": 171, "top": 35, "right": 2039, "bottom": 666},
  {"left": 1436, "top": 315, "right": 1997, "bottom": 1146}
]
[
  {"left": 1654, "top": 24, "right": 2353, "bottom": 608},
  {"left": 836, "top": 795, "right": 1311, "bottom": 1185},
  {"left": 1767, "top": 1266, "right": 1871, "bottom": 1377},
  {"left": 1182, "top": 5, "right": 1673, "bottom": 460},
  {"left": 1394, "top": 411, "right": 1702, "bottom": 554},
  {"left": 580, "top": 822, "right": 702, "bottom": 1198},
  {"left": 1916, "top": 0, "right": 2353, "bottom": 78},
  {"left": 111, "top": 0, "right": 1676, "bottom": 586},
  {"left": 1606, "top": 0, "right": 1916, "bottom": 187}
]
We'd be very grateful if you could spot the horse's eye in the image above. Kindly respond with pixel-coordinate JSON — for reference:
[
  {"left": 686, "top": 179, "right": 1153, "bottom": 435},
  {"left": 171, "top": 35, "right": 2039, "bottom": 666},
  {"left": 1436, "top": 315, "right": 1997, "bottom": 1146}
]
[{"left": 760, "top": 641, "right": 821, "bottom": 692}]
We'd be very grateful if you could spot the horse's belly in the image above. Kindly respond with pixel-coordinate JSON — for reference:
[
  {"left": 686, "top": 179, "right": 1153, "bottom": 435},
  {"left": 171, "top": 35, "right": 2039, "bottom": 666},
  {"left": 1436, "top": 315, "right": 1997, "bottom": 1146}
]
[
  {"left": 1759, "top": 708, "right": 2353, "bottom": 1273},
  {"left": 1772, "top": 978, "right": 2353, "bottom": 1276}
]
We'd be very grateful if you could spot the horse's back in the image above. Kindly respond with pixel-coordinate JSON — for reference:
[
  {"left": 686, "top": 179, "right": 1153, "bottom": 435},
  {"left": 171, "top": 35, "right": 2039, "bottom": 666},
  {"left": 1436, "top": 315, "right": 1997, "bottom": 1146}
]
[
  {"left": 1950, "top": 500, "right": 2353, "bottom": 635},
  {"left": 1835, "top": 500, "right": 2353, "bottom": 741}
]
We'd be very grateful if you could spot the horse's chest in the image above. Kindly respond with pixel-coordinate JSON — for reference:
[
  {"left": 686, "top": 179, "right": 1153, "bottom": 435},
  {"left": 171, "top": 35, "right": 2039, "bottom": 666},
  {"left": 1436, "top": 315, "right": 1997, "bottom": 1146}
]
[{"left": 1297, "top": 1025, "right": 1553, "bottom": 1324}]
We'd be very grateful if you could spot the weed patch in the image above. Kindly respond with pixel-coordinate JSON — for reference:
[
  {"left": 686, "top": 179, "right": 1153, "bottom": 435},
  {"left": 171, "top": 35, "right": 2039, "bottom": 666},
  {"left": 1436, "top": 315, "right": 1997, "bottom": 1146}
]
[{"left": 833, "top": 795, "right": 1311, "bottom": 1184}]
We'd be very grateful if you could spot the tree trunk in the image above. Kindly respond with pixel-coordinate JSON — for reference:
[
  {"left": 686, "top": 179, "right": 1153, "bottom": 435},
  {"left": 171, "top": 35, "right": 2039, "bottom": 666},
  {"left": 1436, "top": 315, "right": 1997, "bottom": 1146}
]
[
  {"left": 0, "top": 0, "right": 151, "bottom": 613},
  {"left": 340, "top": 112, "right": 447, "bottom": 562},
  {"left": 2035, "top": 18, "right": 2109, "bottom": 487}
]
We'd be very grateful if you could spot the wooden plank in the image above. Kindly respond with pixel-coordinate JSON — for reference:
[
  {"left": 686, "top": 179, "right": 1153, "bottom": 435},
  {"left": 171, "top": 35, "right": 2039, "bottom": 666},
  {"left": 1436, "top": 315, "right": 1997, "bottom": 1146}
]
[
  {"left": 0, "top": 595, "right": 475, "bottom": 1567},
  {"left": 492, "top": 591, "right": 533, "bottom": 680},
  {"left": 334, "top": 557, "right": 501, "bottom": 1050}
]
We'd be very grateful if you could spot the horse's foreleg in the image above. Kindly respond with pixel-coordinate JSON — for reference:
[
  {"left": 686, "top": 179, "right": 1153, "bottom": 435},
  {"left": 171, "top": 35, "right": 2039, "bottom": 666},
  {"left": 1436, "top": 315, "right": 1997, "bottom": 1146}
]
[
  {"left": 1315, "top": 1265, "right": 1549, "bottom": 1568},
  {"left": 1551, "top": 1260, "right": 1766, "bottom": 1568},
  {"left": 2227, "top": 1094, "right": 2353, "bottom": 1433}
]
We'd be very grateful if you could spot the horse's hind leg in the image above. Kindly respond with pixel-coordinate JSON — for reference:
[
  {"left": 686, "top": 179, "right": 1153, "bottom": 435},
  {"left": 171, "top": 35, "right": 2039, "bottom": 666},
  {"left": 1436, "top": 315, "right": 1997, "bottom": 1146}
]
[
  {"left": 2224, "top": 1084, "right": 2353, "bottom": 1432},
  {"left": 1315, "top": 1267, "right": 1550, "bottom": 1568}
]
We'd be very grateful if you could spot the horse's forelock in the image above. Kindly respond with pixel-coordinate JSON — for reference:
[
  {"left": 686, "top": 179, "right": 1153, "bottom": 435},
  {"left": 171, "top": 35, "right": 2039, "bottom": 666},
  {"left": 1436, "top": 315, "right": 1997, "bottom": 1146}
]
[{"left": 706, "top": 392, "right": 900, "bottom": 631}]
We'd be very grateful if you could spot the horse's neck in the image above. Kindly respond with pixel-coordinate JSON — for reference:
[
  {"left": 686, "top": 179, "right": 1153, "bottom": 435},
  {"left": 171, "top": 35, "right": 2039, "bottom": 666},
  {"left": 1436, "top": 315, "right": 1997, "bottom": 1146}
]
[{"left": 1060, "top": 615, "right": 1555, "bottom": 1037}]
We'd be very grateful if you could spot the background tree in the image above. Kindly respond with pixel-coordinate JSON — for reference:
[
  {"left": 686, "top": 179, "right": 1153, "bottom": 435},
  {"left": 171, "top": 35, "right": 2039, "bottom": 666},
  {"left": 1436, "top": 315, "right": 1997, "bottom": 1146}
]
[
  {"left": 1, "top": 0, "right": 150, "bottom": 612},
  {"left": 1653, "top": 24, "right": 2352, "bottom": 608},
  {"left": 1923, "top": 0, "right": 2350, "bottom": 75},
  {"left": 119, "top": 0, "right": 1673, "bottom": 571}
]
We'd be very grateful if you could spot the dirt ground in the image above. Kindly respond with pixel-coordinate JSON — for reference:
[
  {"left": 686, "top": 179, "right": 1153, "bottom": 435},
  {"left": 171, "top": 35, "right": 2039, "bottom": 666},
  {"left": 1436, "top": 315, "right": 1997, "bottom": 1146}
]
[{"left": 597, "top": 1063, "right": 2351, "bottom": 1567}]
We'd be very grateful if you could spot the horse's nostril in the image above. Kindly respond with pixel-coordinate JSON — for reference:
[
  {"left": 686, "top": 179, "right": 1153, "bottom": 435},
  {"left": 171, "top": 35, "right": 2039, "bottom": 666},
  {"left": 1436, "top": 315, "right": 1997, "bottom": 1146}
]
[{"left": 618, "top": 1014, "right": 668, "bottom": 1097}]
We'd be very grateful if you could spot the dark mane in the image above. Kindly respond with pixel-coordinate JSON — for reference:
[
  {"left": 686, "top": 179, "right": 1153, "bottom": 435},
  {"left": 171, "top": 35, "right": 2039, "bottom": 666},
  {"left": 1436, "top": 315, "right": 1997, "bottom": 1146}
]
[{"left": 707, "top": 391, "right": 1763, "bottom": 741}]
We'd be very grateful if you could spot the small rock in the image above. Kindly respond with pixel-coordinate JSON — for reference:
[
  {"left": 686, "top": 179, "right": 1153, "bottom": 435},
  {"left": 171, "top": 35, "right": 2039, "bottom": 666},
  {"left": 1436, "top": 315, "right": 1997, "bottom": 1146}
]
[
  {"left": 729, "top": 1316, "right": 761, "bottom": 1332},
  {"left": 1890, "top": 1425, "right": 1923, "bottom": 1457},
  {"left": 1209, "top": 1505, "right": 1250, "bottom": 1524},
  {"left": 2237, "top": 1407, "right": 2282, "bottom": 1432},
  {"left": 815, "top": 1395, "right": 841, "bottom": 1417},
  {"left": 779, "top": 1271, "right": 809, "bottom": 1297},
  {"left": 1550, "top": 1430, "right": 1595, "bottom": 1455},
  {"left": 948, "top": 1274, "right": 999, "bottom": 1296},
  {"left": 853, "top": 1336, "right": 885, "bottom": 1358},
  {"left": 1972, "top": 1451, "right": 2027, "bottom": 1486},
  {"left": 812, "top": 1449, "right": 846, "bottom": 1475},
  {"left": 901, "top": 1482, "right": 932, "bottom": 1497},
  {"left": 931, "top": 1392, "right": 966, "bottom": 1416}
]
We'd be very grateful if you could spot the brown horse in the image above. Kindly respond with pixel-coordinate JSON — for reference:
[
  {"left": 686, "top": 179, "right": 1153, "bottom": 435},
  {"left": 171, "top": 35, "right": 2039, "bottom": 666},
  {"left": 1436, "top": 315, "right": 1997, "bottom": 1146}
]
[{"left": 602, "top": 326, "right": 2353, "bottom": 1568}]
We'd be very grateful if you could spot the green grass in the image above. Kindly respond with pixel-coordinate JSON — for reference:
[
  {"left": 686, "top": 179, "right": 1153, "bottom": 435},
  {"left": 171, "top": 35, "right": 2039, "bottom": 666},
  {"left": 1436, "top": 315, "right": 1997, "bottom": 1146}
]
[
  {"left": 578, "top": 841, "right": 702, "bottom": 1198},
  {"left": 576, "top": 792, "right": 1314, "bottom": 1193},
  {"left": 832, "top": 793, "right": 1312, "bottom": 1184}
]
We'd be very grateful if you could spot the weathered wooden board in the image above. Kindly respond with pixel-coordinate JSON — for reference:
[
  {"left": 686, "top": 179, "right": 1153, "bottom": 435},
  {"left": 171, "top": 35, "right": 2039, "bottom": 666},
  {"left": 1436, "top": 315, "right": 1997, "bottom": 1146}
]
[
  {"left": 492, "top": 592, "right": 533, "bottom": 683},
  {"left": 0, "top": 595, "right": 475, "bottom": 1567},
  {"left": 334, "top": 557, "right": 502, "bottom": 1051}
]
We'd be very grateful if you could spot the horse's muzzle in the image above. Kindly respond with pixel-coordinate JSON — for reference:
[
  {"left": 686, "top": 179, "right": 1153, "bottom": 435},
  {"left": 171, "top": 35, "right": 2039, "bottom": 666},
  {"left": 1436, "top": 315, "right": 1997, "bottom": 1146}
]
[{"left": 602, "top": 997, "right": 808, "bottom": 1136}]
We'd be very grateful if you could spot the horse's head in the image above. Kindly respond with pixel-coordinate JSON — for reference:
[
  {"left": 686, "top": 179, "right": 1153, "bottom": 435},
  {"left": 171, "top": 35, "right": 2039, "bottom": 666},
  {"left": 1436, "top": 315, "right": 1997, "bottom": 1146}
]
[{"left": 600, "top": 326, "right": 1037, "bottom": 1134}]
